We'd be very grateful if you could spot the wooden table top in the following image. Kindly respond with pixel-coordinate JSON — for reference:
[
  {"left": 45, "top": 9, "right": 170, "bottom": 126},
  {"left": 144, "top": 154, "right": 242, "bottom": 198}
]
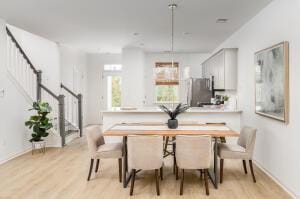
[{"left": 104, "top": 123, "right": 240, "bottom": 137}]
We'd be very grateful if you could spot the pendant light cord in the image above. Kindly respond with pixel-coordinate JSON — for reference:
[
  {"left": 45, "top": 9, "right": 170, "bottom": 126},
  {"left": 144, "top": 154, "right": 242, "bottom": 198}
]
[{"left": 171, "top": 6, "right": 174, "bottom": 54}]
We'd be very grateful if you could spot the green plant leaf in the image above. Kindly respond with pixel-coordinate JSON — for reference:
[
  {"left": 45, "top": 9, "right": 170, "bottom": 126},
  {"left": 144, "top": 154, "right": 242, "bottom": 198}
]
[
  {"left": 26, "top": 100, "right": 53, "bottom": 142},
  {"left": 30, "top": 115, "right": 41, "bottom": 121},
  {"left": 25, "top": 121, "right": 32, "bottom": 126}
]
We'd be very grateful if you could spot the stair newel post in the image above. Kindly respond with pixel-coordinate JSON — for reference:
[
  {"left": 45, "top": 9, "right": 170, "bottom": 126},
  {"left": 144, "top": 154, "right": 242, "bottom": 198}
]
[
  {"left": 58, "top": 94, "right": 66, "bottom": 146},
  {"left": 77, "top": 94, "right": 83, "bottom": 137},
  {"left": 36, "top": 70, "right": 42, "bottom": 101}
]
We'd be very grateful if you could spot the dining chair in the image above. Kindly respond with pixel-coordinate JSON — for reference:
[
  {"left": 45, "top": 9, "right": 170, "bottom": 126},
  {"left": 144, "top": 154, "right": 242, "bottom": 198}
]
[
  {"left": 127, "top": 135, "right": 164, "bottom": 196},
  {"left": 176, "top": 135, "right": 212, "bottom": 196},
  {"left": 163, "top": 136, "right": 177, "bottom": 174},
  {"left": 218, "top": 126, "right": 257, "bottom": 183},
  {"left": 85, "top": 125, "right": 123, "bottom": 182},
  {"left": 164, "top": 121, "right": 203, "bottom": 177}
]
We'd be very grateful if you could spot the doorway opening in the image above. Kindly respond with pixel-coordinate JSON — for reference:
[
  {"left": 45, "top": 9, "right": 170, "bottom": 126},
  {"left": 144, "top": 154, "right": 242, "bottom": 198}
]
[{"left": 107, "top": 75, "right": 122, "bottom": 109}]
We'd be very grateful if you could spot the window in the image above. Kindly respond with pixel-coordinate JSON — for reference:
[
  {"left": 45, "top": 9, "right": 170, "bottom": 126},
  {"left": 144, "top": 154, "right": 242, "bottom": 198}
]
[
  {"left": 107, "top": 76, "right": 122, "bottom": 108},
  {"left": 104, "top": 64, "right": 122, "bottom": 71},
  {"left": 154, "top": 62, "right": 179, "bottom": 103}
]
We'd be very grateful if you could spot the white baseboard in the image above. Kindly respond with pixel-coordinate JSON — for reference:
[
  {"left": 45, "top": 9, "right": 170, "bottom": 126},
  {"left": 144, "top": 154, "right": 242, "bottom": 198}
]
[
  {"left": 254, "top": 159, "right": 298, "bottom": 199},
  {"left": 0, "top": 147, "right": 32, "bottom": 165}
]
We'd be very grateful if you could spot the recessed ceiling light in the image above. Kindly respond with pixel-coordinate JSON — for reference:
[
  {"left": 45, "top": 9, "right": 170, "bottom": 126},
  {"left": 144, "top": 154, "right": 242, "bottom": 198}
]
[
  {"left": 133, "top": 32, "right": 140, "bottom": 36},
  {"left": 216, "top": 18, "right": 229, "bottom": 23}
]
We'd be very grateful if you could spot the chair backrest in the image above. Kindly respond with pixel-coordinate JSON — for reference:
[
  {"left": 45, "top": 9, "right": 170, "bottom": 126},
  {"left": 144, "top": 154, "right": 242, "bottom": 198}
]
[
  {"left": 127, "top": 135, "right": 163, "bottom": 170},
  {"left": 238, "top": 126, "right": 257, "bottom": 156},
  {"left": 176, "top": 135, "right": 211, "bottom": 169},
  {"left": 85, "top": 125, "right": 105, "bottom": 157}
]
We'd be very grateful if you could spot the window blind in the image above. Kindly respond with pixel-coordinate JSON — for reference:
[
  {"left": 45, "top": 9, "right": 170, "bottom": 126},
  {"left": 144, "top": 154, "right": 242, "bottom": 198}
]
[{"left": 155, "top": 62, "right": 179, "bottom": 85}]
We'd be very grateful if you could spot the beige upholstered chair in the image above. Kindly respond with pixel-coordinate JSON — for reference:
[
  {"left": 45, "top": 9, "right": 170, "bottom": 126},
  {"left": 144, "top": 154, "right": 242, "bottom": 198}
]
[
  {"left": 85, "top": 125, "right": 123, "bottom": 181},
  {"left": 127, "top": 135, "right": 164, "bottom": 196},
  {"left": 176, "top": 135, "right": 212, "bottom": 196},
  {"left": 218, "top": 126, "right": 257, "bottom": 183}
]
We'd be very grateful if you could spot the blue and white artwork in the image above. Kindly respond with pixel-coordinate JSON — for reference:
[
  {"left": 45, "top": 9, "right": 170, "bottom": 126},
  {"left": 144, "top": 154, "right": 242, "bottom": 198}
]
[{"left": 255, "top": 42, "right": 289, "bottom": 122}]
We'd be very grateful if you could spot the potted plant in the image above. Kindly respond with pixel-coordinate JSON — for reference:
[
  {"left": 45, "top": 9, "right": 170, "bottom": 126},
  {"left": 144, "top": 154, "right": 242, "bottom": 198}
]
[
  {"left": 25, "top": 101, "right": 53, "bottom": 150},
  {"left": 223, "top": 95, "right": 230, "bottom": 108},
  {"left": 159, "top": 103, "right": 189, "bottom": 129}
]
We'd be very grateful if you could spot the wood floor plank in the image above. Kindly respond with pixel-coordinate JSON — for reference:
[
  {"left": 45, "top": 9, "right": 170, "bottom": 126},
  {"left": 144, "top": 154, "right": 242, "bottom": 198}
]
[{"left": 0, "top": 137, "right": 292, "bottom": 199}]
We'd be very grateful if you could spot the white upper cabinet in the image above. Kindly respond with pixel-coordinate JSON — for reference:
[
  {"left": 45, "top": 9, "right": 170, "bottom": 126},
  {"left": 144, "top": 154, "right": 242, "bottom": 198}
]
[{"left": 202, "top": 48, "right": 237, "bottom": 90}]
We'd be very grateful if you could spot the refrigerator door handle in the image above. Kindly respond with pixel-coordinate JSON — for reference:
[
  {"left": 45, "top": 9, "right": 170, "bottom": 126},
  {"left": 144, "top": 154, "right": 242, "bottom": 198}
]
[{"left": 187, "top": 79, "right": 192, "bottom": 106}]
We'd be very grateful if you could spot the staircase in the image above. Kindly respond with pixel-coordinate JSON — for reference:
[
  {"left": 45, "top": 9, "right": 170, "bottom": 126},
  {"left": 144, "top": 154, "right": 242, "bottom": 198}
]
[{"left": 6, "top": 26, "right": 83, "bottom": 146}]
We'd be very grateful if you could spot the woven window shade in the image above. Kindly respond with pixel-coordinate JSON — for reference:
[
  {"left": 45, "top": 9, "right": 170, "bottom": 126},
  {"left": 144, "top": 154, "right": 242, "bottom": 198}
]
[{"left": 155, "top": 62, "right": 179, "bottom": 85}]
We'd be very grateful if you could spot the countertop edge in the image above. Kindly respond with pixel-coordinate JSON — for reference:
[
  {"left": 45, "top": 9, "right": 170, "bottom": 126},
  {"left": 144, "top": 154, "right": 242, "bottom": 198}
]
[{"left": 101, "top": 110, "right": 242, "bottom": 113}]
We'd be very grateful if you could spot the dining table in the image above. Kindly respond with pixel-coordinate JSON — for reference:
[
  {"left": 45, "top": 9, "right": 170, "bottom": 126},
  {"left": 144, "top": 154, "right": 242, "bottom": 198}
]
[{"left": 103, "top": 122, "right": 240, "bottom": 189}]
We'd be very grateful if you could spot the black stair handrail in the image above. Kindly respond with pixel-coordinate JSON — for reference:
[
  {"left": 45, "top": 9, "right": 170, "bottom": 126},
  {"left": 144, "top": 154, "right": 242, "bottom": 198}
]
[
  {"left": 61, "top": 83, "right": 79, "bottom": 99},
  {"left": 60, "top": 83, "right": 83, "bottom": 137},
  {"left": 40, "top": 83, "right": 59, "bottom": 100},
  {"left": 6, "top": 27, "right": 38, "bottom": 74}
]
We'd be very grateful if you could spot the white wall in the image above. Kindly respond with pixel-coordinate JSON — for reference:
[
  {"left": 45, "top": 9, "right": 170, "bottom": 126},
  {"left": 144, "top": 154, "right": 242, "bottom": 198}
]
[
  {"left": 213, "top": 0, "right": 300, "bottom": 197},
  {"left": 121, "top": 47, "right": 145, "bottom": 107},
  {"left": 59, "top": 45, "right": 88, "bottom": 125},
  {"left": 144, "top": 53, "right": 209, "bottom": 106},
  {"left": 86, "top": 53, "right": 121, "bottom": 124}
]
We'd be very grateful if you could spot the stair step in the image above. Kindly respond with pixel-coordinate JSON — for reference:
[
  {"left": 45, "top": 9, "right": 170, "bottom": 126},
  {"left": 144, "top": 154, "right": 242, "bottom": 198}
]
[{"left": 65, "top": 129, "right": 79, "bottom": 136}]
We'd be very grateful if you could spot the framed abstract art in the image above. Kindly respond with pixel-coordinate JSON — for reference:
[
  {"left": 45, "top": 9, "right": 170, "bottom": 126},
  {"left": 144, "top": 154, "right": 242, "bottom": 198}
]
[{"left": 254, "top": 42, "right": 289, "bottom": 123}]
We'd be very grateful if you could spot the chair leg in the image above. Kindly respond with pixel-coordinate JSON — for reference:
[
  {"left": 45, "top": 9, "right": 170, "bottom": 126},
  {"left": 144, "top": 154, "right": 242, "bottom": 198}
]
[
  {"left": 180, "top": 169, "right": 184, "bottom": 195},
  {"left": 249, "top": 160, "right": 256, "bottom": 183},
  {"left": 220, "top": 159, "right": 224, "bottom": 183},
  {"left": 204, "top": 169, "right": 209, "bottom": 195},
  {"left": 164, "top": 137, "right": 169, "bottom": 155},
  {"left": 87, "top": 159, "right": 94, "bottom": 181},
  {"left": 118, "top": 158, "right": 122, "bottom": 183},
  {"left": 173, "top": 139, "right": 176, "bottom": 174},
  {"left": 130, "top": 169, "right": 136, "bottom": 196},
  {"left": 243, "top": 160, "right": 248, "bottom": 174},
  {"left": 199, "top": 169, "right": 203, "bottom": 180},
  {"left": 160, "top": 167, "right": 163, "bottom": 181},
  {"left": 95, "top": 159, "right": 100, "bottom": 172},
  {"left": 176, "top": 165, "right": 179, "bottom": 180},
  {"left": 220, "top": 137, "right": 226, "bottom": 143},
  {"left": 155, "top": 169, "right": 160, "bottom": 196}
]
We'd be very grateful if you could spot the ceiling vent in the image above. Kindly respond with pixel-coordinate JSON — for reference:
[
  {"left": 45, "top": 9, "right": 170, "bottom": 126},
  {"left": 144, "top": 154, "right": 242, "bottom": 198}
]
[{"left": 216, "top": 18, "right": 229, "bottom": 23}]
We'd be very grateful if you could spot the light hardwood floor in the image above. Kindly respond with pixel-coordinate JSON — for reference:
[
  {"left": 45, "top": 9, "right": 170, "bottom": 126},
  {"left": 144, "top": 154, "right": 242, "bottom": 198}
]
[{"left": 0, "top": 137, "right": 291, "bottom": 199}]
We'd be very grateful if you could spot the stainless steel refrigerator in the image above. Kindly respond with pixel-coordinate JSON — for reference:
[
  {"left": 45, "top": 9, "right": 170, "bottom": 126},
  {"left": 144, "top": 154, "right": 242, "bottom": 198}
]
[{"left": 187, "top": 78, "right": 212, "bottom": 107}]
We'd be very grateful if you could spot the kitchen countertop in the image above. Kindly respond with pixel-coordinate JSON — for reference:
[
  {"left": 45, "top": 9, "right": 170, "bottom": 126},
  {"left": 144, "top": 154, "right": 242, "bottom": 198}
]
[{"left": 101, "top": 107, "right": 242, "bottom": 113}]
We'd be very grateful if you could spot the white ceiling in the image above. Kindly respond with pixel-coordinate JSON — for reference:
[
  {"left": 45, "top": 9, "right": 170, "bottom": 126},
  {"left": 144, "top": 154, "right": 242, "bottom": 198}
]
[{"left": 0, "top": 0, "right": 272, "bottom": 53}]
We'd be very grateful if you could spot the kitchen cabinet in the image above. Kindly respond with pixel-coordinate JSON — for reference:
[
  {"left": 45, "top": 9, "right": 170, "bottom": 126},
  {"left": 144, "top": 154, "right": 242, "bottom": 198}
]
[{"left": 202, "top": 48, "right": 237, "bottom": 90}]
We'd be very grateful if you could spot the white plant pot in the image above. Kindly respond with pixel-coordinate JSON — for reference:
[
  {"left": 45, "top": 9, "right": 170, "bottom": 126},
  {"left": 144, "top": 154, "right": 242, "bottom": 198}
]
[{"left": 32, "top": 140, "right": 46, "bottom": 155}]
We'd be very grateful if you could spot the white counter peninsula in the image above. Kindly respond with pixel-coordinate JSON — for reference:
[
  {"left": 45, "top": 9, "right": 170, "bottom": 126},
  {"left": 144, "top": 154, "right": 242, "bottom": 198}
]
[{"left": 102, "top": 107, "right": 242, "bottom": 142}]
